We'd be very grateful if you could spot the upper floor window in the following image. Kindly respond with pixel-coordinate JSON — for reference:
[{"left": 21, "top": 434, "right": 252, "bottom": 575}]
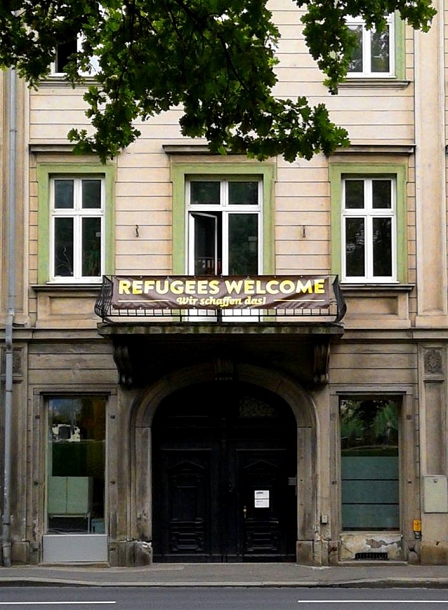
[
  {"left": 171, "top": 161, "right": 275, "bottom": 279},
  {"left": 52, "top": 36, "right": 99, "bottom": 76},
  {"left": 37, "top": 162, "right": 115, "bottom": 285},
  {"left": 187, "top": 178, "right": 262, "bottom": 276},
  {"left": 347, "top": 14, "right": 395, "bottom": 77},
  {"left": 50, "top": 176, "right": 105, "bottom": 282},
  {"left": 342, "top": 176, "right": 396, "bottom": 282},
  {"left": 330, "top": 161, "right": 407, "bottom": 286}
]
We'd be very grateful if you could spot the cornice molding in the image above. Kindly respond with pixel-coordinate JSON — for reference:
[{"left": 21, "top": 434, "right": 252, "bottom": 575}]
[
  {"left": 332, "top": 145, "right": 415, "bottom": 156},
  {"left": 339, "top": 79, "right": 410, "bottom": 89}
]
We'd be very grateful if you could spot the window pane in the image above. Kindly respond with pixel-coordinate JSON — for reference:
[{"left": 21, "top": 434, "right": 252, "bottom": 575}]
[
  {"left": 345, "top": 180, "right": 364, "bottom": 209},
  {"left": 54, "top": 217, "right": 74, "bottom": 276},
  {"left": 82, "top": 217, "right": 102, "bottom": 277},
  {"left": 82, "top": 180, "right": 102, "bottom": 209},
  {"left": 340, "top": 398, "right": 399, "bottom": 531},
  {"left": 373, "top": 217, "right": 392, "bottom": 276},
  {"left": 340, "top": 398, "right": 399, "bottom": 452},
  {"left": 345, "top": 218, "right": 365, "bottom": 277},
  {"left": 372, "top": 180, "right": 392, "bottom": 209},
  {"left": 371, "top": 28, "right": 390, "bottom": 73},
  {"left": 54, "top": 180, "right": 74, "bottom": 209},
  {"left": 193, "top": 213, "right": 220, "bottom": 275},
  {"left": 55, "top": 38, "right": 77, "bottom": 73},
  {"left": 229, "top": 181, "right": 258, "bottom": 205},
  {"left": 348, "top": 25, "right": 363, "bottom": 72},
  {"left": 190, "top": 181, "right": 220, "bottom": 205},
  {"left": 48, "top": 396, "right": 106, "bottom": 534},
  {"left": 229, "top": 214, "right": 258, "bottom": 275}
]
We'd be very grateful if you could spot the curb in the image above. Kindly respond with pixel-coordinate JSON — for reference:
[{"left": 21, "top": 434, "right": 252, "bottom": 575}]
[{"left": 0, "top": 577, "right": 448, "bottom": 588}]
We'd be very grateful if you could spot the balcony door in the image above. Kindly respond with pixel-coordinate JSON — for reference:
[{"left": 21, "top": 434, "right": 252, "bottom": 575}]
[{"left": 187, "top": 179, "right": 261, "bottom": 320}]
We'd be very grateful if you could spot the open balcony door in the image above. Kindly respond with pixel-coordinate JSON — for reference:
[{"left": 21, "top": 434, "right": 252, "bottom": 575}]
[
  {"left": 187, "top": 213, "right": 220, "bottom": 320},
  {"left": 188, "top": 212, "right": 261, "bottom": 322}
]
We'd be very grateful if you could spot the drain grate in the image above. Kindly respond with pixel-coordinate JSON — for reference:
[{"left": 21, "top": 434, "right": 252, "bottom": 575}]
[{"left": 355, "top": 552, "right": 388, "bottom": 560}]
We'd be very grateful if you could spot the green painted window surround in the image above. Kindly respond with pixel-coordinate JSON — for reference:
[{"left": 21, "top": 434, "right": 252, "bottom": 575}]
[
  {"left": 171, "top": 161, "right": 276, "bottom": 275},
  {"left": 329, "top": 162, "right": 408, "bottom": 283},
  {"left": 37, "top": 162, "right": 115, "bottom": 284},
  {"left": 394, "top": 13, "right": 406, "bottom": 80}
]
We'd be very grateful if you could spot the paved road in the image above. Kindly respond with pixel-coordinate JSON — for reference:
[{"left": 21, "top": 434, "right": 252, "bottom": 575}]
[{"left": 1, "top": 586, "right": 448, "bottom": 609}]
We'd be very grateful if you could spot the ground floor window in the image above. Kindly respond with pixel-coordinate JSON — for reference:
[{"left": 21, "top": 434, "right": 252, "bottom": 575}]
[
  {"left": 340, "top": 397, "right": 400, "bottom": 530},
  {"left": 47, "top": 396, "right": 106, "bottom": 534}
]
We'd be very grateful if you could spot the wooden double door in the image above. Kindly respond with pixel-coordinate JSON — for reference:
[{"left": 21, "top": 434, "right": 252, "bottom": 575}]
[{"left": 152, "top": 382, "right": 297, "bottom": 562}]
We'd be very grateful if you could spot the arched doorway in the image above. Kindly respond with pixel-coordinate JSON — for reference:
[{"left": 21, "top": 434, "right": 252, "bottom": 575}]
[{"left": 152, "top": 381, "right": 297, "bottom": 562}]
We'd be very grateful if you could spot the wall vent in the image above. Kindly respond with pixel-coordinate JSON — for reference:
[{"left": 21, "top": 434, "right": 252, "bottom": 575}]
[{"left": 355, "top": 552, "right": 388, "bottom": 560}]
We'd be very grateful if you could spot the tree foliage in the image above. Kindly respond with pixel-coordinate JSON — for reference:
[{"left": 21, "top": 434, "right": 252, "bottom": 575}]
[{"left": 0, "top": 0, "right": 436, "bottom": 162}]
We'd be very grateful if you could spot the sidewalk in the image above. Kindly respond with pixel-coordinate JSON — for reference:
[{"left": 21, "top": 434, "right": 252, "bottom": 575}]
[{"left": 0, "top": 562, "right": 447, "bottom": 588}]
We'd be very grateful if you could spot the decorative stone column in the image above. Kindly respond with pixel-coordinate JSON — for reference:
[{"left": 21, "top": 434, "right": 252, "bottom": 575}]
[
  {"left": 420, "top": 345, "right": 448, "bottom": 563},
  {"left": 414, "top": 0, "right": 448, "bottom": 326}
]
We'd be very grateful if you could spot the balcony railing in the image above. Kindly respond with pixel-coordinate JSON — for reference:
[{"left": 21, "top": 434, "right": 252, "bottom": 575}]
[{"left": 94, "top": 275, "right": 347, "bottom": 324}]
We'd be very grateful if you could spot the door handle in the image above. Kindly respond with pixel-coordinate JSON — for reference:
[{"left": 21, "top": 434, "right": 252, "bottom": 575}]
[{"left": 243, "top": 505, "right": 247, "bottom": 519}]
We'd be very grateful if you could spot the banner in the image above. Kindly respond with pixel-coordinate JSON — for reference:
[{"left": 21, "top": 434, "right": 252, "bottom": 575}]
[{"left": 111, "top": 275, "right": 332, "bottom": 311}]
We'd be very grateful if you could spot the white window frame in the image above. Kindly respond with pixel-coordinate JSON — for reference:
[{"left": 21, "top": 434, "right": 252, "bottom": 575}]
[
  {"left": 186, "top": 178, "right": 263, "bottom": 276},
  {"left": 342, "top": 176, "right": 397, "bottom": 283},
  {"left": 346, "top": 14, "right": 395, "bottom": 77},
  {"left": 188, "top": 213, "right": 219, "bottom": 275},
  {"left": 49, "top": 176, "right": 105, "bottom": 283}
]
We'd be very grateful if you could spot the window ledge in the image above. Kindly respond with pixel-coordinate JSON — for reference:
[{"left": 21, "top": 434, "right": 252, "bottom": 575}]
[
  {"left": 39, "top": 76, "right": 98, "bottom": 88},
  {"left": 32, "top": 284, "right": 101, "bottom": 293},
  {"left": 341, "top": 283, "right": 414, "bottom": 293},
  {"left": 331, "top": 144, "right": 414, "bottom": 156},
  {"left": 31, "top": 143, "right": 116, "bottom": 158},
  {"left": 163, "top": 143, "right": 271, "bottom": 156},
  {"left": 30, "top": 144, "right": 75, "bottom": 154},
  {"left": 163, "top": 143, "right": 217, "bottom": 155},
  {"left": 339, "top": 78, "right": 410, "bottom": 89}
]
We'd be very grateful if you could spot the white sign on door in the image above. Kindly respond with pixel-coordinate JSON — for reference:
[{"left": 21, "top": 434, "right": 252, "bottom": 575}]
[{"left": 254, "top": 489, "right": 270, "bottom": 508}]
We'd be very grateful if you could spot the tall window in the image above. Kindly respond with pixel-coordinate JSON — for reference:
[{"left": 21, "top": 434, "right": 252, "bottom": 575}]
[
  {"left": 342, "top": 176, "right": 396, "bottom": 282},
  {"left": 187, "top": 178, "right": 262, "bottom": 276},
  {"left": 347, "top": 15, "right": 395, "bottom": 77},
  {"left": 340, "top": 398, "right": 400, "bottom": 531},
  {"left": 50, "top": 176, "right": 105, "bottom": 282},
  {"left": 47, "top": 396, "right": 106, "bottom": 535}
]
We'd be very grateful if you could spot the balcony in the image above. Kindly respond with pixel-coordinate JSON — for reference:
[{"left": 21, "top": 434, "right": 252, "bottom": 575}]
[
  {"left": 95, "top": 274, "right": 346, "bottom": 323},
  {"left": 94, "top": 275, "right": 346, "bottom": 388}
]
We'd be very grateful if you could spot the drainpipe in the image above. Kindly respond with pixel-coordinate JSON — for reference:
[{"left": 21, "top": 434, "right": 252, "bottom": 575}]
[{"left": 3, "top": 67, "right": 17, "bottom": 567}]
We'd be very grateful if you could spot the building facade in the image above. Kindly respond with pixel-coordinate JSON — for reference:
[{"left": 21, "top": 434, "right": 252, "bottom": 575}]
[{"left": 1, "top": 0, "right": 448, "bottom": 565}]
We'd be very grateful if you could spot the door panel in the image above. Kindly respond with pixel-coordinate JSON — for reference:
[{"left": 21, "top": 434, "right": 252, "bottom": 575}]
[
  {"left": 165, "top": 453, "right": 210, "bottom": 558},
  {"left": 152, "top": 382, "right": 297, "bottom": 562},
  {"left": 155, "top": 447, "right": 222, "bottom": 562},
  {"left": 239, "top": 452, "right": 286, "bottom": 559}
]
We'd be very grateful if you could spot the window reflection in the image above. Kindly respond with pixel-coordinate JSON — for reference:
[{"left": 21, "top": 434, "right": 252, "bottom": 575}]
[
  {"left": 47, "top": 396, "right": 106, "bottom": 534},
  {"left": 347, "top": 15, "right": 393, "bottom": 77},
  {"left": 340, "top": 398, "right": 399, "bottom": 531}
]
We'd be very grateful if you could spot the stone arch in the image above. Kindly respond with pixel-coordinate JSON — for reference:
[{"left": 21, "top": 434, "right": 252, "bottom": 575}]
[{"left": 129, "top": 361, "right": 319, "bottom": 563}]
